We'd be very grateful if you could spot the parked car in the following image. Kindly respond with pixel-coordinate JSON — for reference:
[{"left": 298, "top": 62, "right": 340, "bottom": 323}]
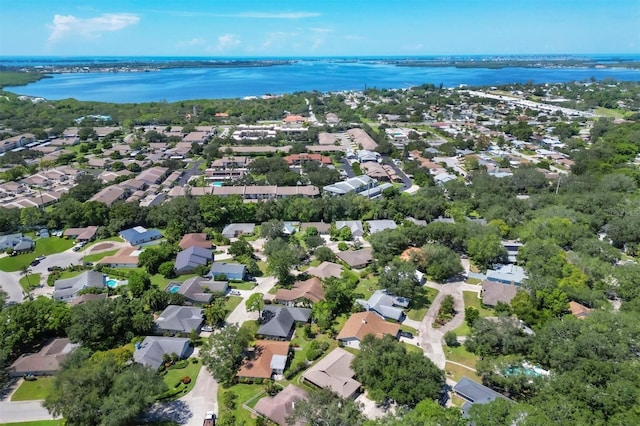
[
  {"left": 230, "top": 290, "right": 241, "bottom": 296},
  {"left": 30, "top": 260, "right": 40, "bottom": 267},
  {"left": 48, "top": 266, "right": 63, "bottom": 272},
  {"left": 399, "top": 331, "right": 414, "bottom": 339},
  {"left": 35, "top": 255, "right": 46, "bottom": 261},
  {"left": 201, "top": 325, "right": 213, "bottom": 332},
  {"left": 72, "top": 245, "right": 81, "bottom": 252},
  {"left": 203, "top": 411, "right": 216, "bottom": 426}
]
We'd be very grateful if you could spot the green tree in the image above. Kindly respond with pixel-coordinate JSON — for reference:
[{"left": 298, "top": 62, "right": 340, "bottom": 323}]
[
  {"left": 245, "top": 293, "right": 264, "bottom": 316},
  {"left": 352, "top": 335, "right": 445, "bottom": 406},
  {"left": 378, "top": 260, "right": 421, "bottom": 300},
  {"left": 411, "top": 244, "right": 463, "bottom": 282},
  {"left": 127, "top": 271, "right": 152, "bottom": 298},
  {"left": 286, "top": 388, "right": 366, "bottom": 426},
  {"left": 228, "top": 239, "right": 253, "bottom": 259},
  {"left": 466, "top": 233, "right": 507, "bottom": 270},
  {"left": 204, "top": 298, "right": 227, "bottom": 327},
  {"left": 201, "top": 323, "right": 252, "bottom": 386},
  {"left": 314, "top": 246, "right": 336, "bottom": 262}
]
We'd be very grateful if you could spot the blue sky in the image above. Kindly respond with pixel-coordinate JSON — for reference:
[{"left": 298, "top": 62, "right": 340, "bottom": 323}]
[{"left": 1, "top": 0, "right": 638, "bottom": 56}]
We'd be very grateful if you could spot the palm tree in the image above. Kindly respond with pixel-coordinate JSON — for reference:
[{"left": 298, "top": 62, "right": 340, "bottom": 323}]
[{"left": 20, "top": 266, "right": 33, "bottom": 298}]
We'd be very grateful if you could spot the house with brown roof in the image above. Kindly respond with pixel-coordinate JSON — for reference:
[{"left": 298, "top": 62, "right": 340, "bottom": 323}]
[
  {"left": 275, "top": 277, "right": 325, "bottom": 307},
  {"left": 178, "top": 233, "right": 212, "bottom": 250},
  {"left": 299, "top": 222, "right": 331, "bottom": 235},
  {"left": 9, "top": 338, "right": 78, "bottom": 377},
  {"left": 336, "top": 311, "right": 400, "bottom": 349},
  {"left": 302, "top": 347, "right": 361, "bottom": 399},
  {"left": 337, "top": 248, "right": 373, "bottom": 269},
  {"left": 237, "top": 340, "right": 290, "bottom": 379},
  {"left": 306, "top": 261, "right": 343, "bottom": 280},
  {"left": 284, "top": 153, "right": 332, "bottom": 166},
  {"left": 481, "top": 281, "right": 519, "bottom": 307},
  {"left": 568, "top": 301, "right": 593, "bottom": 319},
  {"left": 97, "top": 246, "right": 140, "bottom": 268},
  {"left": 254, "top": 384, "right": 309, "bottom": 426},
  {"left": 63, "top": 226, "right": 99, "bottom": 242},
  {"left": 89, "top": 185, "right": 128, "bottom": 206}
]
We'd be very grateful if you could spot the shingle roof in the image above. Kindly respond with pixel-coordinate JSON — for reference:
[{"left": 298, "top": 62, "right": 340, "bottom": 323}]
[
  {"left": 336, "top": 311, "right": 400, "bottom": 342},
  {"left": 275, "top": 277, "right": 325, "bottom": 304},
  {"left": 356, "top": 289, "right": 407, "bottom": 321},
  {"left": 258, "top": 306, "right": 311, "bottom": 339},
  {"left": 302, "top": 348, "right": 361, "bottom": 399},
  {"left": 481, "top": 281, "right": 519, "bottom": 307},
  {"left": 237, "top": 340, "right": 290, "bottom": 379},
  {"left": 9, "top": 338, "right": 78, "bottom": 376},
  {"left": 336, "top": 248, "right": 373, "bottom": 268},
  {"left": 177, "top": 277, "right": 228, "bottom": 303},
  {"left": 306, "top": 261, "right": 343, "bottom": 279},
  {"left": 133, "top": 336, "right": 189, "bottom": 369},
  {"left": 254, "top": 385, "right": 309, "bottom": 426},
  {"left": 175, "top": 246, "right": 213, "bottom": 273},
  {"left": 155, "top": 305, "right": 203, "bottom": 333},
  {"left": 178, "top": 233, "right": 212, "bottom": 250},
  {"left": 54, "top": 271, "right": 105, "bottom": 301},
  {"left": 454, "top": 377, "right": 507, "bottom": 404}
]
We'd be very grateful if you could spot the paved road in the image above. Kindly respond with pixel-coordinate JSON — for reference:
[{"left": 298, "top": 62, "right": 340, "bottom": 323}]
[
  {"left": 0, "top": 400, "right": 58, "bottom": 423},
  {"left": 225, "top": 276, "right": 277, "bottom": 325},
  {"left": 341, "top": 158, "right": 355, "bottom": 178},
  {"left": 177, "top": 160, "right": 204, "bottom": 186},
  {"left": 0, "top": 269, "right": 23, "bottom": 304},
  {"left": 381, "top": 157, "right": 412, "bottom": 191}
]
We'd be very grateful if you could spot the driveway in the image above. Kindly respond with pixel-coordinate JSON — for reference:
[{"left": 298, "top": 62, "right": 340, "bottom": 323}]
[
  {"left": 0, "top": 400, "right": 58, "bottom": 423},
  {"left": 177, "top": 160, "right": 204, "bottom": 186},
  {"left": 225, "top": 276, "right": 277, "bottom": 325},
  {"left": 0, "top": 269, "right": 23, "bottom": 303}
]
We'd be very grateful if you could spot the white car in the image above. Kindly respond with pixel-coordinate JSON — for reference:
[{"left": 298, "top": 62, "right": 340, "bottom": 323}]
[{"left": 230, "top": 290, "right": 241, "bottom": 296}]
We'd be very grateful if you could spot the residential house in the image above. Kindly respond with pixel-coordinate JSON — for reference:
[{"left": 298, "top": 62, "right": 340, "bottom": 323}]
[
  {"left": 347, "top": 128, "right": 378, "bottom": 150},
  {"left": 481, "top": 281, "right": 519, "bottom": 307},
  {"left": 453, "top": 377, "right": 510, "bottom": 415},
  {"left": 0, "top": 234, "right": 34, "bottom": 252},
  {"left": 208, "top": 262, "right": 247, "bottom": 281},
  {"left": 137, "top": 166, "right": 169, "bottom": 185},
  {"left": 237, "top": 340, "right": 290, "bottom": 379},
  {"left": 486, "top": 264, "right": 527, "bottom": 285},
  {"left": 275, "top": 277, "right": 325, "bottom": 306},
  {"left": 254, "top": 384, "right": 309, "bottom": 426},
  {"left": 306, "top": 261, "right": 343, "bottom": 280},
  {"left": 502, "top": 240, "right": 524, "bottom": 264},
  {"left": 89, "top": 186, "right": 128, "bottom": 206},
  {"left": 8, "top": 338, "right": 79, "bottom": 377},
  {"left": 356, "top": 289, "right": 409, "bottom": 322},
  {"left": 175, "top": 246, "right": 213, "bottom": 275},
  {"left": 63, "top": 226, "right": 98, "bottom": 242},
  {"left": 119, "top": 226, "right": 163, "bottom": 246},
  {"left": 299, "top": 222, "right": 331, "bottom": 235},
  {"left": 337, "top": 248, "right": 373, "bottom": 269},
  {"left": 323, "top": 176, "right": 377, "bottom": 196},
  {"left": 173, "top": 277, "right": 228, "bottom": 304},
  {"left": 284, "top": 153, "right": 331, "bottom": 166},
  {"left": 1, "top": 133, "right": 35, "bottom": 153},
  {"left": 257, "top": 306, "right": 311, "bottom": 340},
  {"left": 154, "top": 305, "right": 204, "bottom": 334},
  {"left": 178, "top": 233, "right": 212, "bottom": 250},
  {"left": 569, "top": 301, "right": 593, "bottom": 319},
  {"left": 336, "top": 311, "right": 400, "bottom": 349},
  {"left": 53, "top": 271, "right": 105, "bottom": 302},
  {"left": 70, "top": 293, "right": 108, "bottom": 307},
  {"left": 302, "top": 347, "right": 361, "bottom": 399},
  {"left": 366, "top": 219, "right": 397, "bottom": 234},
  {"left": 96, "top": 246, "right": 140, "bottom": 268},
  {"left": 133, "top": 336, "right": 191, "bottom": 369},
  {"left": 221, "top": 223, "right": 256, "bottom": 239},
  {"left": 335, "top": 220, "right": 364, "bottom": 238}
]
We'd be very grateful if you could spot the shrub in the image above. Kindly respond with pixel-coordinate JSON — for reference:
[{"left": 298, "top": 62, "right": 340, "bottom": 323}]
[
  {"left": 444, "top": 331, "right": 459, "bottom": 347},
  {"left": 337, "top": 242, "right": 348, "bottom": 251},
  {"left": 181, "top": 376, "right": 191, "bottom": 384}
]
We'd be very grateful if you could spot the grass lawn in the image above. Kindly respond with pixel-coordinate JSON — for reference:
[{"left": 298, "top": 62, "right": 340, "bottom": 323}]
[
  {"left": 161, "top": 359, "right": 202, "bottom": 400},
  {"left": 594, "top": 107, "right": 625, "bottom": 119},
  {"left": 445, "top": 362, "right": 480, "bottom": 382},
  {"left": 407, "top": 287, "right": 438, "bottom": 321},
  {"left": 0, "top": 422, "right": 64, "bottom": 426},
  {"left": 450, "top": 394, "right": 467, "bottom": 407},
  {"left": 402, "top": 342, "right": 424, "bottom": 354},
  {"left": 11, "top": 377, "right": 55, "bottom": 401},
  {"left": 0, "top": 238, "right": 75, "bottom": 272},
  {"left": 466, "top": 278, "right": 482, "bottom": 285},
  {"left": 400, "top": 323, "right": 418, "bottom": 335},
  {"left": 463, "top": 291, "right": 493, "bottom": 317},
  {"left": 444, "top": 345, "right": 479, "bottom": 368},
  {"left": 217, "top": 383, "right": 264, "bottom": 424},
  {"left": 149, "top": 272, "right": 199, "bottom": 289},
  {"left": 56, "top": 270, "right": 85, "bottom": 280},
  {"left": 82, "top": 249, "right": 118, "bottom": 263},
  {"left": 452, "top": 321, "right": 471, "bottom": 337},
  {"left": 19, "top": 273, "right": 41, "bottom": 292},
  {"left": 257, "top": 261, "right": 268, "bottom": 275},
  {"left": 229, "top": 281, "right": 255, "bottom": 291},
  {"left": 224, "top": 296, "right": 243, "bottom": 317},
  {"left": 354, "top": 276, "right": 378, "bottom": 300}
]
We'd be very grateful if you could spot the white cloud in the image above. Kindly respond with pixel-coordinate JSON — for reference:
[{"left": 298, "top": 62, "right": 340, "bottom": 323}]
[
  {"left": 48, "top": 13, "right": 139, "bottom": 42},
  {"left": 310, "top": 28, "right": 332, "bottom": 34},
  {"left": 159, "top": 10, "right": 319, "bottom": 19},
  {"left": 215, "top": 34, "right": 241, "bottom": 51}
]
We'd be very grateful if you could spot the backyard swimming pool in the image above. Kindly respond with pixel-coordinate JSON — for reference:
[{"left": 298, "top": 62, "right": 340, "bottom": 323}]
[
  {"left": 106, "top": 279, "right": 118, "bottom": 288},
  {"left": 167, "top": 283, "right": 181, "bottom": 293}
]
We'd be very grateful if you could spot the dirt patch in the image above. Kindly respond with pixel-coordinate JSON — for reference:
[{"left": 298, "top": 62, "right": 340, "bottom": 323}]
[{"left": 88, "top": 242, "right": 118, "bottom": 253}]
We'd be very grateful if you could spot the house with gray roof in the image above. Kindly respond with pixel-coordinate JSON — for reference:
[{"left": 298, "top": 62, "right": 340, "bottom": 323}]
[
  {"left": 173, "top": 277, "right": 228, "bottom": 304},
  {"left": 453, "top": 377, "right": 510, "bottom": 415},
  {"left": 0, "top": 234, "right": 35, "bottom": 253},
  {"left": 221, "top": 223, "right": 256, "bottom": 238},
  {"left": 155, "top": 305, "right": 203, "bottom": 334},
  {"left": 257, "top": 306, "right": 311, "bottom": 340},
  {"left": 133, "top": 336, "right": 190, "bottom": 369},
  {"left": 53, "top": 271, "right": 105, "bottom": 302},
  {"left": 208, "top": 262, "right": 247, "bottom": 280},
  {"left": 335, "top": 220, "right": 364, "bottom": 238},
  {"left": 175, "top": 246, "right": 213, "bottom": 274},
  {"left": 356, "top": 289, "right": 409, "bottom": 322},
  {"left": 481, "top": 281, "right": 519, "bottom": 307},
  {"left": 336, "top": 248, "right": 373, "bottom": 269},
  {"left": 366, "top": 219, "right": 397, "bottom": 234},
  {"left": 9, "top": 338, "right": 78, "bottom": 377},
  {"left": 302, "top": 347, "right": 361, "bottom": 399},
  {"left": 323, "top": 175, "right": 377, "bottom": 196}
]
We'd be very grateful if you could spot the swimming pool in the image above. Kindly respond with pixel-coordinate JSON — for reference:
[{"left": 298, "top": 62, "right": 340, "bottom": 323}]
[
  {"left": 167, "top": 283, "right": 181, "bottom": 293},
  {"left": 106, "top": 279, "right": 118, "bottom": 288}
]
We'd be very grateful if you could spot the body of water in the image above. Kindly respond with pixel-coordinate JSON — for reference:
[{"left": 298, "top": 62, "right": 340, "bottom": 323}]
[{"left": 8, "top": 60, "right": 640, "bottom": 103}]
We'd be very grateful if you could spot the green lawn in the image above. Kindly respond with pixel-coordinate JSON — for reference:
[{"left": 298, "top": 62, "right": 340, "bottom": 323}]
[
  {"left": 229, "top": 281, "right": 256, "bottom": 290},
  {"left": 463, "top": 291, "right": 493, "bottom": 317},
  {"left": 445, "top": 362, "right": 480, "bottom": 382},
  {"left": 56, "top": 270, "right": 85, "bottom": 280},
  {"left": 452, "top": 321, "right": 471, "bottom": 337},
  {"left": 217, "top": 383, "right": 264, "bottom": 425},
  {"left": 19, "top": 273, "right": 41, "bottom": 292},
  {"left": 82, "top": 249, "right": 118, "bottom": 263},
  {"left": 407, "top": 287, "right": 438, "bottom": 321},
  {"left": 224, "top": 296, "right": 243, "bottom": 317},
  {"left": 161, "top": 359, "right": 202, "bottom": 400},
  {"left": 444, "top": 345, "right": 479, "bottom": 368},
  {"left": 594, "top": 107, "right": 625, "bottom": 119},
  {"left": 0, "top": 238, "right": 75, "bottom": 272},
  {"left": 402, "top": 342, "right": 424, "bottom": 354},
  {"left": 0, "top": 422, "right": 64, "bottom": 426},
  {"left": 354, "top": 276, "right": 378, "bottom": 300},
  {"left": 11, "top": 377, "right": 55, "bottom": 401}
]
